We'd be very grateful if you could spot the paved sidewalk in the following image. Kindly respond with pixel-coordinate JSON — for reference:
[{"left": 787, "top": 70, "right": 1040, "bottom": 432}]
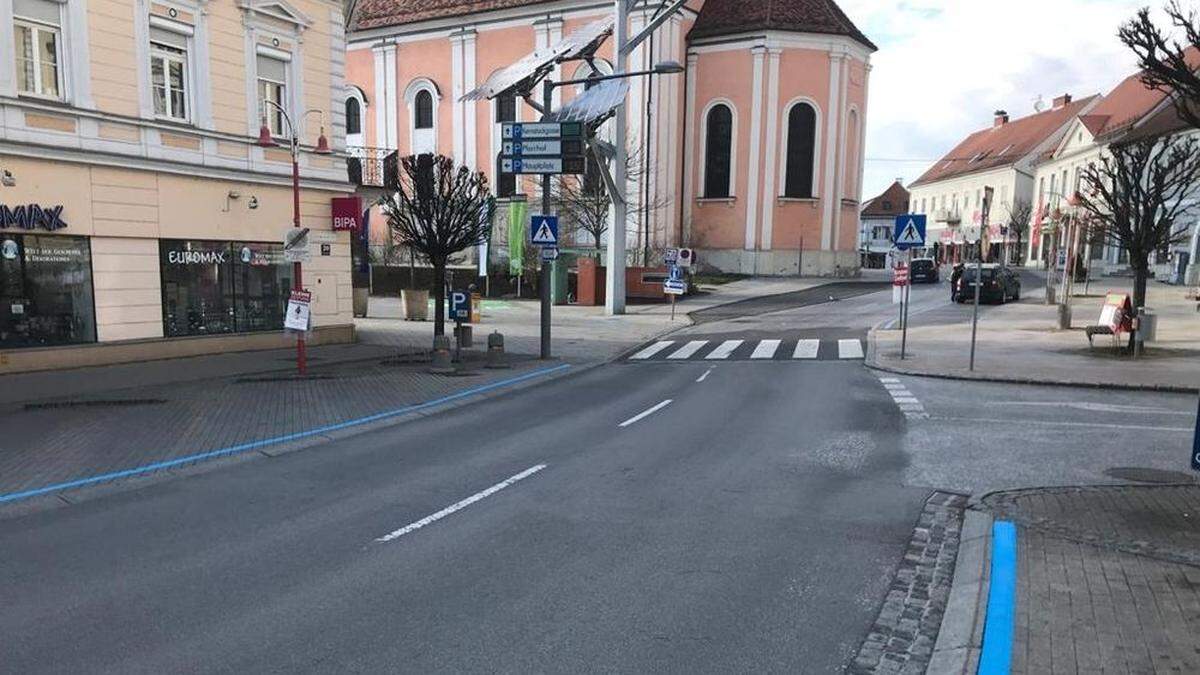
[
  {"left": 870, "top": 273, "right": 1200, "bottom": 391},
  {"left": 978, "top": 484, "right": 1200, "bottom": 674}
]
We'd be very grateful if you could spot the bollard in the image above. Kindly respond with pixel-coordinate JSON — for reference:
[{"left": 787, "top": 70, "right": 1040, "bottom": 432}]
[
  {"left": 486, "top": 331, "right": 508, "bottom": 369},
  {"left": 430, "top": 334, "right": 455, "bottom": 374}
]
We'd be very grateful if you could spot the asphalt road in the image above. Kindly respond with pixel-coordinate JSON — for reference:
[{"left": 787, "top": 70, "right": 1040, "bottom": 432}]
[{"left": 3, "top": 277, "right": 1194, "bottom": 673}]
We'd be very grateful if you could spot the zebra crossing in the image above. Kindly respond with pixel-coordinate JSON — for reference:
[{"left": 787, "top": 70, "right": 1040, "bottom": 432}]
[{"left": 629, "top": 337, "right": 866, "bottom": 362}]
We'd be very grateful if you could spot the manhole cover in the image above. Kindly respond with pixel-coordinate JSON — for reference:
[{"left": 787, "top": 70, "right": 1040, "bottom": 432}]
[{"left": 1104, "top": 467, "right": 1196, "bottom": 484}]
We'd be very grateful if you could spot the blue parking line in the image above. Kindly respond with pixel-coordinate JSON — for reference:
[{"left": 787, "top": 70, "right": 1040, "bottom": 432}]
[
  {"left": 979, "top": 520, "right": 1018, "bottom": 675},
  {"left": 0, "top": 363, "right": 571, "bottom": 505}
]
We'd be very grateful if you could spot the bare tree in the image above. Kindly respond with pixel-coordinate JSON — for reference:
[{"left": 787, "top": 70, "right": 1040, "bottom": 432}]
[
  {"left": 1119, "top": 2, "right": 1200, "bottom": 129},
  {"left": 1004, "top": 198, "right": 1033, "bottom": 265},
  {"left": 1075, "top": 134, "right": 1200, "bottom": 325},
  {"left": 382, "top": 154, "right": 492, "bottom": 336},
  {"left": 552, "top": 144, "right": 669, "bottom": 257}
]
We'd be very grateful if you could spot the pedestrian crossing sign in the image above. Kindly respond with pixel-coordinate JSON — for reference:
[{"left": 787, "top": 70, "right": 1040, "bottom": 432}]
[
  {"left": 893, "top": 215, "right": 927, "bottom": 251},
  {"left": 530, "top": 215, "right": 559, "bottom": 246}
]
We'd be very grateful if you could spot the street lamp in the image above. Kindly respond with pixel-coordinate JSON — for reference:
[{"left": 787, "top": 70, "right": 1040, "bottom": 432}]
[{"left": 256, "top": 102, "right": 332, "bottom": 375}]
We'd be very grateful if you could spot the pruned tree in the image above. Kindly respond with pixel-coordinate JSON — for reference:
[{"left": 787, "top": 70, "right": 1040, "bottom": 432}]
[
  {"left": 1075, "top": 134, "right": 1200, "bottom": 328},
  {"left": 382, "top": 154, "right": 492, "bottom": 336},
  {"left": 1119, "top": 2, "right": 1200, "bottom": 129},
  {"left": 1004, "top": 198, "right": 1033, "bottom": 265}
]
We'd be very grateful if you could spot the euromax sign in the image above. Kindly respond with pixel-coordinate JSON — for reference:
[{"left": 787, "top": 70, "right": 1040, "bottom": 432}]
[{"left": 0, "top": 204, "right": 68, "bottom": 231}]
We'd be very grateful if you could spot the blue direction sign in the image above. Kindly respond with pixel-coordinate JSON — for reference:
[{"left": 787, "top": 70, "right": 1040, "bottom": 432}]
[
  {"left": 894, "top": 215, "right": 927, "bottom": 251},
  {"left": 663, "top": 279, "right": 686, "bottom": 296},
  {"left": 450, "top": 290, "right": 470, "bottom": 322},
  {"left": 531, "top": 215, "right": 559, "bottom": 246}
]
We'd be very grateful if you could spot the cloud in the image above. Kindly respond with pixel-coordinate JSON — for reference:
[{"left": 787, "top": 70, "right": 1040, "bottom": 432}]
[{"left": 843, "top": 0, "right": 1151, "bottom": 200}]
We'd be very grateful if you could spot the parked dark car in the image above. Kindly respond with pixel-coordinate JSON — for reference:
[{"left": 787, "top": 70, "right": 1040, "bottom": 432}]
[
  {"left": 910, "top": 258, "right": 939, "bottom": 283},
  {"left": 955, "top": 264, "right": 1021, "bottom": 303}
]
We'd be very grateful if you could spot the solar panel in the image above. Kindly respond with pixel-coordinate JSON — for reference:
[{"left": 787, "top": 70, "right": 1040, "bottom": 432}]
[
  {"left": 461, "top": 17, "right": 614, "bottom": 101},
  {"left": 550, "top": 79, "right": 630, "bottom": 124}
]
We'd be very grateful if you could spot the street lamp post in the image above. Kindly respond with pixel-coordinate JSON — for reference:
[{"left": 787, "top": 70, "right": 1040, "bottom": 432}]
[{"left": 257, "top": 102, "right": 332, "bottom": 376}]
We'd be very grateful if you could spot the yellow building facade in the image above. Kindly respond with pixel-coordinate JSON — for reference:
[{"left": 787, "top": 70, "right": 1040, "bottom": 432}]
[{"left": 0, "top": 0, "right": 355, "bottom": 372}]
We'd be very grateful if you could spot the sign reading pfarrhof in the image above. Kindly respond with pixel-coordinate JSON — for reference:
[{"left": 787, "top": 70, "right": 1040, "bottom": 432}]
[{"left": 0, "top": 204, "right": 67, "bottom": 231}]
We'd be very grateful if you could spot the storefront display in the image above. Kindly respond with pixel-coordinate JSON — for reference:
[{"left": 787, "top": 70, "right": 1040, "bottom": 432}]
[
  {"left": 160, "top": 239, "right": 292, "bottom": 337},
  {"left": 0, "top": 234, "right": 97, "bottom": 348}
]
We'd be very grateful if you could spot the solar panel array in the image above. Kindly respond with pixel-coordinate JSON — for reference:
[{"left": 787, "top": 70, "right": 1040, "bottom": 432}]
[
  {"left": 461, "top": 17, "right": 614, "bottom": 102},
  {"left": 550, "top": 79, "right": 630, "bottom": 124}
]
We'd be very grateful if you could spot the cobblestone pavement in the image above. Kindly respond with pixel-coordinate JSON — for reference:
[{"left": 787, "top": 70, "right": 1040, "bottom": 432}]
[
  {"left": 851, "top": 491, "right": 968, "bottom": 674},
  {"left": 0, "top": 351, "right": 550, "bottom": 500},
  {"left": 979, "top": 485, "right": 1200, "bottom": 674}
]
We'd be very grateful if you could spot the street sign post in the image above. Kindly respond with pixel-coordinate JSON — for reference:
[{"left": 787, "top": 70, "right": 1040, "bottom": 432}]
[
  {"left": 500, "top": 122, "right": 587, "bottom": 175},
  {"left": 664, "top": 248, "right": 680, "bottom": 265},
  {"left": 450, "top": 290, "right": 471, "bottom": 322},
  {"left": 501, "top": 157, "right": 586, "bottom": 175},
  {"left": 540, "top": 246, "right": 559, "bottom": 262},
  {"left": 502, "top": 121, "right": 584, "bottom": 140},
  {"left": 677, "top": 248, "right": 694, "bottom": 268},
  {"left": 1193, "top": 396, "right": 1200, "bottom": 472},
  {"left": 663, "top": 279, "right": 686, "bottom": 295},
  {"left": 970, "top": 186, "right": 994, "bottom": 371}
]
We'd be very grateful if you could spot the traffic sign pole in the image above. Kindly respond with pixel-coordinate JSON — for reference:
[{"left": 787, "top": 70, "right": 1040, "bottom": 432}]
[
  {"left": 540, "top": 79, "right": 553, "bottom": 360},
  {"left": 969, "top": 187, "right": 994, "bottom": 372},
  {"left": 1192, "top": 394, "right": 1200, "bottom": 471}
]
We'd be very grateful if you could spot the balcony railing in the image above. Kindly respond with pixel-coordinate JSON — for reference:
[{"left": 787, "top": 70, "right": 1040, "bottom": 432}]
[
  {"left": 346, "top": 146, "right": 398, "bottom": 188},
  {"left": 934, "top": 209, "right": 962, "bottom": 224}
]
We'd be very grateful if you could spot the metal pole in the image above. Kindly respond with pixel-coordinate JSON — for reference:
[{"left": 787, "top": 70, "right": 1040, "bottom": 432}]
[
  {"left": 901, "top": 277, "right": 911, "bottom": 360},
  {"left": 1191, "top": 394, "right": 1200, "bottom": 472},
  {"left": 291, "top": 137, "right": 306, "bottom": 376},
  {"left": 969, "top": 240, "right": 982, "bottom": 371},
  {"left": 605, "top": 0, "right": 628, "bottom": 316},
  {"left": 540, "top": 79, "right": 553, "bottom": 359}
]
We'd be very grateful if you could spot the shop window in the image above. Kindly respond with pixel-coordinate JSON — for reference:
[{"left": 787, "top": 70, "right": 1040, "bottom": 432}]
[
  {"left": 159, "top": 240, "right": 292, "bottom": 338},
  {"left": 150, "top": 26, "right": 190, "bottom": 122},
  {"left": 0, "top": 234, "right": 96, "bottom": 348},
  {"left": 13, "top": 0, "right": 63, "bottom": 100}
]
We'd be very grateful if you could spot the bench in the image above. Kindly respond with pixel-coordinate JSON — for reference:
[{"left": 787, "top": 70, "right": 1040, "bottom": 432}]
[{"left": 1086, "top": 293, "right": 1133, "bottom": 352}]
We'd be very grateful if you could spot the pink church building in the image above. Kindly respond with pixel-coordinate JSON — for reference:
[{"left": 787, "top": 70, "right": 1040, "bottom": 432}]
[{"left": 344, "top": 0, "right": 874, "bottom": 276}]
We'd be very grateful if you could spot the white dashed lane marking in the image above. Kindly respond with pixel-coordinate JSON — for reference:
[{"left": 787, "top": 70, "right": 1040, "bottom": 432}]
[{"left": 877, "top": 375, "right": 928, "bottom": 420}]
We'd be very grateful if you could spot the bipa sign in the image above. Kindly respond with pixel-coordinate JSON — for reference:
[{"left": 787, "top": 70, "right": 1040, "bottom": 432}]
[{"left": 331, "top": 196, "right": 362, "bottom": 231}]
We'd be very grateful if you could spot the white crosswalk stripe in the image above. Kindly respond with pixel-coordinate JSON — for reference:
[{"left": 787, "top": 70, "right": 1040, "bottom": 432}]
[
  {"left": 667, "top": 340, "right": 709, "bottom": 360},
  {"left": 838, "top": 339, "right": 865, "bottom": 359},
  {"left": 630, "top": 337, "right": 866, "bottom": 362},
  {"left": 793, "top": 339, "right": 820, "bottom": 359},
  {"left": 751, "top": 339, "right": 781, "bottom": 359},
  {"left": 705, "top": 340, "right": 744, "bottom": 360},
  {"left": 630, "top": 341, "right": 674, "bottom": 360}
]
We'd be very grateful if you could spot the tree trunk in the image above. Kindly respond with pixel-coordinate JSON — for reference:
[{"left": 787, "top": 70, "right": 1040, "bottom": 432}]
[
  {"left": 432, "top": 260, "right": 446, "bottom": 337},
  {"left": 1129, "top": 263, "right": 1149, "bottom": 354}
]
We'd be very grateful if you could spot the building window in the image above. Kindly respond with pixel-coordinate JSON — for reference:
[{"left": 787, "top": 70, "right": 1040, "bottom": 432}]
[
  {"left": 784, "top": 102, "right": 817, "bottom": 198},
  {"left": 150, "top": 26, "right": 189, "bottom": 121},
  {"left": 160, "top": 240, "right": 292, "bottom": 338},
  {"left": 703, "top": 103, "right": 733, "bottom": 199},
  {"left": 415, "top": 89, "right": 434, "bottom": 130},
  {"left": 257, "top": 53, "right": 288, "bottom": 136},
  {"left": 495, "top": 93, "right": 517, "bottom": 197},
  {"left": 345, "top": 97, "right": 361, "bottom": 135},
  {"left": 13, "top": 0, "right": 63, "bottom": 99},
  {"left": 0, "top": 234, "right": 96, "bottom": 348}
]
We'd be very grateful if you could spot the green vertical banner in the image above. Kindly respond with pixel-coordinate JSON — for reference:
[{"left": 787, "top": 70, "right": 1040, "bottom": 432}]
[{"left": 508, "top": 199, "right": 526, "bottom": 277}]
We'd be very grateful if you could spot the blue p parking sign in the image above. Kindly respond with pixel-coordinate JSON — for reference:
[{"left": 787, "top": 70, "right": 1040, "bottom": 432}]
[{"left": 450, "top": 290, "right": 470, "bottom": 322}]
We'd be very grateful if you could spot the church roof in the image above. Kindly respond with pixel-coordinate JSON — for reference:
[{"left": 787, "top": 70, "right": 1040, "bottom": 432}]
[
  {"left": 352, "top": 0, "right": 555, "bottom": 31},
  {"left": 688, "top": 0, "right": 876, "bottom": 51}
]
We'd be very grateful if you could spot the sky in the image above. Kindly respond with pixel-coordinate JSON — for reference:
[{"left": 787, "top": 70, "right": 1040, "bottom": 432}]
[{"left": 840, "top": 0, "right": 1154, "bottom": 201}]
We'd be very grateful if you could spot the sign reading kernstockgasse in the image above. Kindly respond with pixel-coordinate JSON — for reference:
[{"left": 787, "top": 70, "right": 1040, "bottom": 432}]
[{"left": 0, "top": 204, "right": 68, "bottom": 231}]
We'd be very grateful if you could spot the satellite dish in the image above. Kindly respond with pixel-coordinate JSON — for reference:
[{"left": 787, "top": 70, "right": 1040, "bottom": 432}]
[{"left": 1032, "top": 95, "right": 1045, "bottom": 112}]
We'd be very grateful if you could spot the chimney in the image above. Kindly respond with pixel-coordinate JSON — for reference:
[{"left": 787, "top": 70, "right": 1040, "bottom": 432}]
[
  {"left": 1052, "top": 93, "right": 1072, "bottom": 109},
  {"left": 994, "top": 110, "right": 1009, "bottom": 127}
]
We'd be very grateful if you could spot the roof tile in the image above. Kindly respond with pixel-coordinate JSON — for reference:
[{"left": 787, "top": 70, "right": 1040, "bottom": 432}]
[{"left": 689, "top": 0, "right": 876, "bottom": 50}]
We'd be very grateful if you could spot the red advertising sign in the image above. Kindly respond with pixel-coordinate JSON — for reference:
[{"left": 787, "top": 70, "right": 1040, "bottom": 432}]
[
  {"left": 331, "top": 196, "right": 362, "bottom": 231},
  {"left": 1098, "top": 293, "right": 1133, "bottom": 333},
  {"left": 893, "top": 264, "right": 909, "bottom": 286}
]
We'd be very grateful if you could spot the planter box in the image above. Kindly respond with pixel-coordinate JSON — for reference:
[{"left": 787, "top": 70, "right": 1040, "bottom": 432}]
[{"left": 402, "top": 289, "right": 429, "bottom": 321}]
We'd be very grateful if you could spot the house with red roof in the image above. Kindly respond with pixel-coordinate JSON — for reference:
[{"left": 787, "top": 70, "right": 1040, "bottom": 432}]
[
  {"left": 907, "top": 94, "right": 1101, "bottom": 266},
  {"left": 1029, "top": 49, "right": 1200, "bottom": 280},
  {"left": 343, "top": 0, "right": 875, "bottom": 277},
  {"left": 858, "top": 180, "right": 909, "bottom": 268}
]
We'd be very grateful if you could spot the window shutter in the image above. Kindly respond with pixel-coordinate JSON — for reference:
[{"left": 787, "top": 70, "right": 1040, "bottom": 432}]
[
  {"left": 257, "top": 54, "right": 287, "bottom": 82},
  {"left": 14, "top": 0, "right": 60, "bottom": 24},
  {"left": 150, "top": 26, "right": 188, "bottom": 49}
]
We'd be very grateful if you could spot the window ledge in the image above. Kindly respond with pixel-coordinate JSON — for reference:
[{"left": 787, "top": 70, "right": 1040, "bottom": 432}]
[
  {"left": 777, "top": 197, "right": 818, "bottom": 204},
  {"left": 696, "top": 197, "right": 736, "bottom": 205}
]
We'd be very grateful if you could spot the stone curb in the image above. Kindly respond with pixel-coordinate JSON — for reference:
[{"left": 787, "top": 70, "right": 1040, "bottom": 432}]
[
  {"left": 864, "top": 323, "right": 1200, "bottom": 394},
  {"left": 927, "top": 509, "right": 994, "bottom": 675}
]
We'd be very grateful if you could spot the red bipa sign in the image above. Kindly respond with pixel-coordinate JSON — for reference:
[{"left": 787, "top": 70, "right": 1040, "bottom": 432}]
[{"left": 331, "top": 196, "right": 362, "bottom": 231}]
